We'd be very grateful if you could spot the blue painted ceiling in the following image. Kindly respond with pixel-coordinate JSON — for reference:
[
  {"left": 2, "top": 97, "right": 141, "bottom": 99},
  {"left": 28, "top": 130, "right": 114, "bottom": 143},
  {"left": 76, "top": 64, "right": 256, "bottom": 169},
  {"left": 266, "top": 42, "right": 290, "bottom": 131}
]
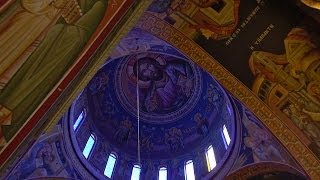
[{"left": 78, "top": 29, "right": 235, "bottom": 159}]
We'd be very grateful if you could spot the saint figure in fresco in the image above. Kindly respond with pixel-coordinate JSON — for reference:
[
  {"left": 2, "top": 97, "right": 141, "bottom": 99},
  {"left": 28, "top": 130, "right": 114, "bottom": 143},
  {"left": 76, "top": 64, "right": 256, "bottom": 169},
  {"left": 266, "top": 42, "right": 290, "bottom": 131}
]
[
  {"left": 89, "top": 72, "right": 109, "bottom": 94},
  {"left": 244, "top": 136, "right": 285, "bottom": 163},
  {"left": 283, "top": 104, "right": 320, "bottom": 149},
  {"left": 148, "top": 0, "right": 240, "bottom": 39},
  {"left": 243, "top": 113, "right": 285, "bottom": 163},
  {"left": 0, "top": 0, "right": 107, "bottom": 146},
  {"left": 114, "top": 119, "right": 133, "bottom": 144},
  {"left": 165, "top": 127, "right": 184, "bottom": 151},
  {"left": 134, "top": 57, "right": 194, "bottom": 113},
  {"left": 10, "top": 142, "right": 55, "bottom": 179},
  {"left": 0, "top": 0, "right": 83, "bottom": 89},
  {"left": 194, "top": 113, "right": 209, "bottom": 135},
  {"left": 248, "top": 28, "right": 320, "bottom": 156}
]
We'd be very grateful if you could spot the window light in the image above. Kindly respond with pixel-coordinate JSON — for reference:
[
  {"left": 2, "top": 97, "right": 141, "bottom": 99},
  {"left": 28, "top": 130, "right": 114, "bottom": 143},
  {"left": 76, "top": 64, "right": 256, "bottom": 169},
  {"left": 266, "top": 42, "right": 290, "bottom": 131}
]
[
  {"left": 184, "top": 160, "right": 195, "bottom": 180},
  {"left": 73, "top": 110, "right": 85, "bottom": 130},
  {"left": 205, "top": 145, "right": 217, "bottom": 171},
  {"left": 158, "top": 166, "right": 167, "bottom": 180},
  {"left": 222, "top": 124, "right": 231, "bottom": 148},
  {"left": 131, "top": 164, "right": 141, "bottom": 180},
  {"left": 83, "top": 134, "right": 95, "bottom": 159},
  {"left": 104, "top": 153, "right": 117, "bottom": 178}
]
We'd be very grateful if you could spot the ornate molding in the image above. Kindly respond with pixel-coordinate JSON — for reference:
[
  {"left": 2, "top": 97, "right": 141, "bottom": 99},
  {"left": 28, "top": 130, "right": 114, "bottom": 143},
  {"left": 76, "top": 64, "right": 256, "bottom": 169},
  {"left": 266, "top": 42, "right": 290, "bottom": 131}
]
[{"left": 135, "top": 12, "right": 320, "bottom": 179}]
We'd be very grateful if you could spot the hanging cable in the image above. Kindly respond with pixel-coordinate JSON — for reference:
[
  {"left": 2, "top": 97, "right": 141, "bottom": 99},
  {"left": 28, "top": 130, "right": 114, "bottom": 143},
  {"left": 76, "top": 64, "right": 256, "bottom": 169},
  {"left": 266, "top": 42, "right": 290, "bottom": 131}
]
[{"left": 136, "top": 59, "right": 141, "bottom": 165}]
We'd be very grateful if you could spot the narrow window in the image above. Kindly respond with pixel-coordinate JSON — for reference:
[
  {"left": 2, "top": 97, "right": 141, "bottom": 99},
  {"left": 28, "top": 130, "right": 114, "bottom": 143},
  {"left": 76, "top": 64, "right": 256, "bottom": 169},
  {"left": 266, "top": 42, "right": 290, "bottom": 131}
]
[
  {"left": 83, "top": 134, "right": 95, "bottom": 159},
  {"left": 184, "top": 160, "right": 195, "bottom": 180},
  {"left": 131, "top": 164, "right": 141, "bottom": 180},
  {"left": 222, "top": 124, "right": 231, "bottom": 148},
  {"left": 205, "top": 145, "right": 217, "bottom": 171},
  {"left": 104, "top": 153, "right": 117, "bottom": 178},
  {"left": 158, "top": 166, "right": 167, "bottom": 180},
  {"left": 73, "top": 110, "right": 85, "bottom": 130}
]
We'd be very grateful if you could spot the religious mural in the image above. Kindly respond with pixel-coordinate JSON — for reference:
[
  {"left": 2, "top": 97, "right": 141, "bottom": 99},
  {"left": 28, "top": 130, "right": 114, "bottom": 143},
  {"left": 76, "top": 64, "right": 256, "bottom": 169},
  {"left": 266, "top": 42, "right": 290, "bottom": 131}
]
[
  {"left": 147, "top": 0, "right": 320, "bottom": 161},
  {"left": 116, "top": 53, "right": 201, "bottom": 123},
  {"left": 1, "top": 0, "right": 319, "bottom": 178},
  {"left": 0, "top": 1, "right": 143, "bottom": 165},
  {"left": 70, "top": 28, "right": 302, "bottom": 179},
  {"left": 249, "top": 27, "right": 320, "bottom": 157},
  {"left": 231, "top": 103, "right": 297, "bottom": 171},
  {"left": 0, "top": 0, "right": 108, "bottom": 148},
  {"left": 65, "top": 28, "right": 234, "bottom": 179},
  {"left": 148, "top": 0, "right": 240, "bottom": 40},
  {"left": 6, "top": 124, "right": 81, "bottom": 179},
  {"left": 1, "top": 22, "right": 307, "bottom": 180},
  {"left": 4, "top": 95, "right": 303, "bottom": 179},
  {"left": 85, "top": 33, "right": 233, "bottom": 158}
]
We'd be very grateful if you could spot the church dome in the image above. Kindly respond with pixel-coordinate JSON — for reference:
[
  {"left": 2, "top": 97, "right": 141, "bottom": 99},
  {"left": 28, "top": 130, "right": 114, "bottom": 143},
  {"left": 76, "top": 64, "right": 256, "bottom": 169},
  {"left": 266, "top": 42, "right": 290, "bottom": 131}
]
[{"left": 67, "top": 29, "right": 237, "bottom": 179}]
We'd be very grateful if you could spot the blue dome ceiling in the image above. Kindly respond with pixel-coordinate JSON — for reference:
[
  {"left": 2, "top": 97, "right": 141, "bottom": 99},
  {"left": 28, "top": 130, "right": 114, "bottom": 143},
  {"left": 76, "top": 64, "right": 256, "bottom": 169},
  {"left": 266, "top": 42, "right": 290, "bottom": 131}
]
[
  {"left": 79, "top": 30, "right": 235, "bottom": 160},
  {"left": 71, "top": 28, "right": 235, "bottom": 163}
]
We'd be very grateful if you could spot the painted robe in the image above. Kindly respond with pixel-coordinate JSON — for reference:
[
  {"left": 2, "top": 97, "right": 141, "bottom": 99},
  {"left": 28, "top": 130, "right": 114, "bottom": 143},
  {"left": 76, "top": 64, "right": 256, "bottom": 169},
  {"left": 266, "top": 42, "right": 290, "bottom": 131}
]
[
  {"left": 0, "top": 0, "right": 62, "bottom": 89},
  {"left": 0, "top": 0, "right": 107, "bottom": 142}
]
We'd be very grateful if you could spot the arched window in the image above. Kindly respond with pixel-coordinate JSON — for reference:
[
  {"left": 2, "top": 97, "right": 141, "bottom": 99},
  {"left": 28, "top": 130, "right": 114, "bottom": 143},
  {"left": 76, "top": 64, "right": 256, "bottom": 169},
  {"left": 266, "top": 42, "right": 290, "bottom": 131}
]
[
  {"left": 205, "top": 145, "right": 217, "bottom": 171},
  {"left": 222, "top": 124, "right": 231, "bottom": 148},
  {"left": 184, "top": 160, "right": 195, "bottom": 180},
  {"left": 104, "top": 153, "right": 117, "bottom": 178},
  {"left": 83, "top": 133, "right": 95, "bottom": 159},
  {"left": 73, "top": 110, "right": 85, "bottom": 131},
  {"left": 158, "top": 166, "right": 167, "bottom": 180},
  {"left": 131, "top": 164, "right": 141, "bottom": 180}
]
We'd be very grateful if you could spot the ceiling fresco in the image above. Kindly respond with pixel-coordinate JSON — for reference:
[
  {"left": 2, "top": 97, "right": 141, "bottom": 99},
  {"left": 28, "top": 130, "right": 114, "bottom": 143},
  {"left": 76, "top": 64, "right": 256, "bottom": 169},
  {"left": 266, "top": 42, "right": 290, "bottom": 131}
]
[
  {"left": 115, "top": 53, "right": 202, "bottom": 123},
  {"left": 1, "top": 0, "right": 320, "bottom": 179},
  {"left": 144, "top": 0, "right": 320, "bottom": 160},
  {"left": 3, "top": 99, "right": 303, "bottom": 179},
  {"left": 137, "top": 0, "right": 320, "bottom": 177},
  {"left": 84, "top": 28, "right": 235, "bottom": 159},
  {"left": 0, "top": 0, "right": 145, "bottom": 167},
  {"left": 61, "top": 28, "right": 303, "bottom": 179}
]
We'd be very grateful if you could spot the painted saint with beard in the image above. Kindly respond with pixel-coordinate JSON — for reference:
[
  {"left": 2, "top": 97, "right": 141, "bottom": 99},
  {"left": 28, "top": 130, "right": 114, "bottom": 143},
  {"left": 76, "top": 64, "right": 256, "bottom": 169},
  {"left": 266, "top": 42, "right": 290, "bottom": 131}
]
[{"left": 134, "top": 57, "right": 194, "bottom": 113}]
